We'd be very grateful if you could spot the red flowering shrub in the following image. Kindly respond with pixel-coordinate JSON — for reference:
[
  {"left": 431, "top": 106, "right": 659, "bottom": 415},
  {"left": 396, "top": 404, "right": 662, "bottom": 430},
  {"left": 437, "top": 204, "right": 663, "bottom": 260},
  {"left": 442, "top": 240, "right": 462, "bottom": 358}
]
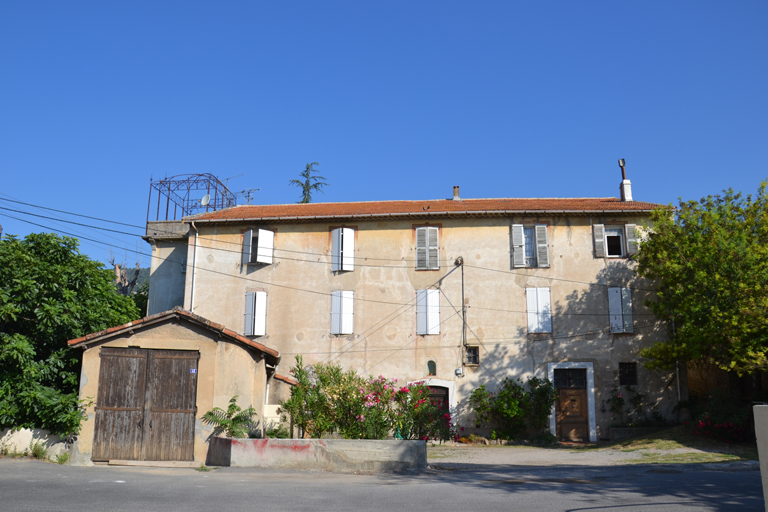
[{"left": 690, "top": 416, "right": 749, "bottom": 443}]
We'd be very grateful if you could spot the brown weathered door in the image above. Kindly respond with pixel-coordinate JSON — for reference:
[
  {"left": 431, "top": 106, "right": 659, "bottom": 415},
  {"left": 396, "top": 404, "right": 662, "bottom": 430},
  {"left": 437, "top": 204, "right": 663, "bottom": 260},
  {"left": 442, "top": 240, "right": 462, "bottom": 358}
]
[
  {"left": 141, "top": 350, "right": 199, "bottom": 461},
  {"left": 92, "top": 348, "right": 148, "bottom": 461},
  {"left": 554, "top": 368, "right": 589, "bottom": 442},
  {"left": 556, "top": 388, "right": 589, "bottom": 442},
  {"left": 92, "top": 347, "right": 198, "bottom": 462}
]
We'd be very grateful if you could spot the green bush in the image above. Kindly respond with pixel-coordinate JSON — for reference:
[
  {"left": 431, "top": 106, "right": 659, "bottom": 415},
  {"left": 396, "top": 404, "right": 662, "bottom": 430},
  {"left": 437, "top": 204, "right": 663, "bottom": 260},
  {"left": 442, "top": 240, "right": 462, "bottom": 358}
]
[
  {"left": 202, "top": 395, "right": 258, "bottom": 438},
  {"left": 469, "top": 377, "right": 557, "bottom": 440}
]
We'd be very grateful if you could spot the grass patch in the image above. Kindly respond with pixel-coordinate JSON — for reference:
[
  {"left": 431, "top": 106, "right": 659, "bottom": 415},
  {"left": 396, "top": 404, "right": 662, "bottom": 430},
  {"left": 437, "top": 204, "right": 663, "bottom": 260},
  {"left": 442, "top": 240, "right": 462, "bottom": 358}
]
[
  {"left": 627, "top": 452, "right": 745, "bottom": 465},
  {"left": 568, "top": 426, "right": 758, "bottom": 461},
  {"left": 196, "top": 465, "right": 211, "bottom": 472}
]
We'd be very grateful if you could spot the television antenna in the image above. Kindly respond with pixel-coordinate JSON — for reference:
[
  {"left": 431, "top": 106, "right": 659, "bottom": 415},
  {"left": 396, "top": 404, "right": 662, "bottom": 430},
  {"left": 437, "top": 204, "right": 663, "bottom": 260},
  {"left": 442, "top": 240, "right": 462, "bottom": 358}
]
[
  {"left": 200, "top": 194, "right": 210, "bottom": 206},
  {"left": 235, "top": 188, "right": 261, "bottom": 205}
]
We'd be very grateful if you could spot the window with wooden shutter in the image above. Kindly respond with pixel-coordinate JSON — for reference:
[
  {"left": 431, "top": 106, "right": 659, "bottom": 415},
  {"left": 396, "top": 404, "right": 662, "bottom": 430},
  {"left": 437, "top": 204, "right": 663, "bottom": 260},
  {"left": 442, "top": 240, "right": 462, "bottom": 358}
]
[
  {"left": 511, "top": 224, "right": 525, "bottom": 268},
  {"left": 242, "top": 229, "right": 253, "bottom": 266},
  {"left": 535, "top": 225, "right": 550, "bottom": 268},
  {"left": 331, "top": 228, "right": 355, "bottom": 272},
  {"left": 593, "top": 224, "right": 605, "bottom": 258},
  {"left": 416, "top": 227, "right": 439, "bottom": 270},
  {"left": 243, "top": 229, "right": 274, "bottom": 265},
  {"left": 625, "top": 224, "right": 638, "bottom": 255},
  {"left": 416, "top": 289, "right": 440, "bottom": 335},
  {"left": 255, "top": 229, "right": 274, "bottom": 264},
  {"left": 608, "top": 287, "right": 633, "bottom": 333},
  {"left": 331, "top": 290, "right": 354, "bottom": 334},
  {"left": 526, "top": 287, "right": 552, "bottom": 333},
  {"left": 245, "top": 291, "right": 267, "bottom": 336}
]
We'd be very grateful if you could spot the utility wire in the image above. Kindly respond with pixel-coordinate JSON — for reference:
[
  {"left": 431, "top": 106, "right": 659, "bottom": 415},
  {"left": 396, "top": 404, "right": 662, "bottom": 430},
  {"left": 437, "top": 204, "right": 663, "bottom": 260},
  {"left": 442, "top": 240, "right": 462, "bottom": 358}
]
[{"left": 1, "top": 202, "right": 659, "bottom": 292}]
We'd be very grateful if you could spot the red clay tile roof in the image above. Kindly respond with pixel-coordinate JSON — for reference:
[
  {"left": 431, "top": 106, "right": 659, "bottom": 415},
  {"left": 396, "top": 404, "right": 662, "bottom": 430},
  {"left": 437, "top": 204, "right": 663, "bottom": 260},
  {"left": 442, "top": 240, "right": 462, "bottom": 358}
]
[
  {"left": 189, "top": 197, "right": 665, "bottom": 223},
  {"left": 68, "top": 307, "right": 280, "bottom": 366},
  {"left": 274, "top": 373, "right": 299, "bottom": 386}
]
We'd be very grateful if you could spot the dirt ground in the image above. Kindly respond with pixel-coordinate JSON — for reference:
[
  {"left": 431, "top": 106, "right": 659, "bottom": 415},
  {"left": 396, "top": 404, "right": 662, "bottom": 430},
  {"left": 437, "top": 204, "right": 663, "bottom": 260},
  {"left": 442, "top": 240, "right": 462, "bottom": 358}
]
[{"left": 426, "top": 441, "right": 759, "bottom": 468}]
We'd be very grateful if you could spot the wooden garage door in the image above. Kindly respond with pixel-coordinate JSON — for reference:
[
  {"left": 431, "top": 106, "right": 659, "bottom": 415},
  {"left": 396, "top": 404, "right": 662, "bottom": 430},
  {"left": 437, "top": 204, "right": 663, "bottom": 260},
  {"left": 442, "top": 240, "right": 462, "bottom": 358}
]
[{"left": 92, "top": 347, "right": 199, "bottom": 462}]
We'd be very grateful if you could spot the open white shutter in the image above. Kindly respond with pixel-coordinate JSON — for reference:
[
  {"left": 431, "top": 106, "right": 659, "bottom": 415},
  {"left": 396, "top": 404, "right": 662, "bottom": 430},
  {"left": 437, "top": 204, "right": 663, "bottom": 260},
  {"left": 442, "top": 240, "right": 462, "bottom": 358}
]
[
  {"left": 341, "top": 291, "right": 354, "bottom": 334},
  {"left": 512, "top": 224, "right": 525, "bottom": 268},
  {"left": 608, "top": 287, "right": 624, "bottom": 333},
  {"left": 428, "top": 227, "right": 439, "bottom": 269},
  {"left": 253, "top": 291, "right": 267, "bottom": 336},
  {"left": 526, "top": 288, "right": 540, "bottom": 333},
  {"left": 427, "top": 289, "right": 440, "bottom": 335},
  {"left": 331, "top": 228, "right": 341, "bottom": 271},
  {"left": 535, "top": 225, "right": 550, "bottom": 268},
  {"left": 331, "top": 291, "right": 342, "bottom": 334},
  {"left": 242, "top": 229, "right": 253, "bottom": 265},
  {"left": 256, "top": 229, "right": 274, "bottom": 264},
  {"left": 538, "top": 287, "right": 552, "bottom": 332},
  {"left": 625, "top": 224, "right": 638, "bottom": 255},
  {"left": 416, "top": 289, "right": 428, "bottom": 334},
  {"left": 621, "top": 288, "right": 633, "bottom": 333},
  {"left": 593, "top": 224, "right": 606, "bottom": 258},
  {"left": 416, "top": 228, "right": 427, "bottom": 269},
  {"left": 342, "top": 228, "right": 355, "bottom": 271},
  {"left": 244, "top": 292, "right": 255, "bottom": 336}
]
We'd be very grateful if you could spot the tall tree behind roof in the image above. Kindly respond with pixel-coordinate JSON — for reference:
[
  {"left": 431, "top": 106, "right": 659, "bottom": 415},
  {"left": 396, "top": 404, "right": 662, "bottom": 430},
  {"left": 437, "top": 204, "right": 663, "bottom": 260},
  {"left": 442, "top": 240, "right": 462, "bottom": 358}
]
[{"left": 289, "top": 162, "right": 328, "bottom": 204}]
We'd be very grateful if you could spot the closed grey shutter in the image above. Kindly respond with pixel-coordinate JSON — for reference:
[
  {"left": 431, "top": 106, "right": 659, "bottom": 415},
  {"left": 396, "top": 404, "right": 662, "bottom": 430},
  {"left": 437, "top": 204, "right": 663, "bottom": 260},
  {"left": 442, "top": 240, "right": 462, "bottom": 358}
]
[
  {"left": 621, "top": 288, "right": 633, "bottom": 333},
  {"left": 428, "top": 227, "right": 439, "bottom": 269},
  {"left": 512, "top": 224, "right": 525, "bottom": 268},
  {"left": 426, "top": 289, "right": 440, "bottom": 335},
  {"left": 254, "top": 291, "right": 267, "bottom": 336},
  {"left": 416, "top": 228, "right": 427, "bottom": 269},
  {"left": 341, "top": 291, "right": 354, "bottom": 334},
  {"left": 331, "top": 291, "right": 342, "bottom": 334},
  {"left": 608, "top": 287, "right": 623, "bottom": 333},
  {"left": 416, "top": 290, "right": 428, "bottom": 334},
  {"left": 593, "top": 224, "right": 605, "bottom": 258},
  {"left": 535, "top": 225, "right": 550, "bottom": 268},
  {"left": 242, "top": 229, "right": 253, "bottom": 265},
  {"left": 244, "top": 292, "right": 255, "bottom": 336},
  {"left": 625, "top": 224, "right": 638, "bottom": 255},
  {"left": 526, "top": 288, "right": 540, "bottom": 333},
  {"left": 538, "top": 287, "right": 552, "bottom": 333},
  {"left": 331, "top": 228, "right": 341, "bottom": 271}
]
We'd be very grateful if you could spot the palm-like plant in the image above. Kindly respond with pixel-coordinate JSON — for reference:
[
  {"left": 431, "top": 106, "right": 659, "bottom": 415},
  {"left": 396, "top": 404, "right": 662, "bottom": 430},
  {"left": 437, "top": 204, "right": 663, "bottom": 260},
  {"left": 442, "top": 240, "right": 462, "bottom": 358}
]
[
  {"left": 289, "top": 162, "right": 328, "bottom": 204},
  {"left": 202, "top": 395, "right": 258, "bottom": 438}
]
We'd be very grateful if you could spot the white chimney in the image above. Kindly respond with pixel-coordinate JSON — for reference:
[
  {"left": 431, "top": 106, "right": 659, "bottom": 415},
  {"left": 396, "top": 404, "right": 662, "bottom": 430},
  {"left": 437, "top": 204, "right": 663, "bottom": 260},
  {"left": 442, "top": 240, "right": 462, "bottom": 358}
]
[
  {"left": 453, "top": 185, "right": 461, "bottom": 201},
  {"left": 618, "top": 159, "right": 633, "bottom": 202}
]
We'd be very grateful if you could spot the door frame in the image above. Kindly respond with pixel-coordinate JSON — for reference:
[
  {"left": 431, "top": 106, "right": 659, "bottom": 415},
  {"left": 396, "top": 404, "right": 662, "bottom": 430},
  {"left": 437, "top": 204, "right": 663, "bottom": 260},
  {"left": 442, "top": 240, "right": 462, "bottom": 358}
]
[
  {"left": 547, "top": 362, "right": 596, "bottom": 442},
  {"left": 408, "top": 378, "right": 456, "bottom": 410}
]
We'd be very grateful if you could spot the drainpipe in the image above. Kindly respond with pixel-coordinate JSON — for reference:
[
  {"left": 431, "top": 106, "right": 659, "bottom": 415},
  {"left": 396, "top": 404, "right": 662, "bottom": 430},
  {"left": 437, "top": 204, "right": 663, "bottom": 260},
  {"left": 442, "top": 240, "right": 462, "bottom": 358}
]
[{"left": 189, "top": 221, "right": 198, "bottom": 312}]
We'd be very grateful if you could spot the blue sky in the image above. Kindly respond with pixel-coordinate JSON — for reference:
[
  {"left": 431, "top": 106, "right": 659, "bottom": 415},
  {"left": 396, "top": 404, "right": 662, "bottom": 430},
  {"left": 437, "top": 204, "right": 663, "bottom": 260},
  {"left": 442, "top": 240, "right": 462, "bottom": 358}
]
[{"left": 1, "top": 2, "right": 766, "bottom": 265}]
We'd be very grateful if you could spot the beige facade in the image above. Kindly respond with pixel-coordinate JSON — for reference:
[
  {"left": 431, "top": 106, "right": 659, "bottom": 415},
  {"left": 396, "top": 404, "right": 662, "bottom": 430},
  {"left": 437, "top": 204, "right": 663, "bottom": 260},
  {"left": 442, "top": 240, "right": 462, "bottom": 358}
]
[
  {"left": 68, "top": 310, "right": 278, "bottom": 465},
  {"left": 144, "top": 191, "right": 678, "bottom": 441}
]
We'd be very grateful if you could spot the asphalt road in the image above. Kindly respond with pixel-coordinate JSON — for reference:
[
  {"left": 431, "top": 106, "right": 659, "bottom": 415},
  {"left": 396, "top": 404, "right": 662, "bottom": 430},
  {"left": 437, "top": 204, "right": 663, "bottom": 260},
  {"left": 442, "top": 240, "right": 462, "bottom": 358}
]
[{"left": 0, "top": 458, "right": 762, "bottom": 512}]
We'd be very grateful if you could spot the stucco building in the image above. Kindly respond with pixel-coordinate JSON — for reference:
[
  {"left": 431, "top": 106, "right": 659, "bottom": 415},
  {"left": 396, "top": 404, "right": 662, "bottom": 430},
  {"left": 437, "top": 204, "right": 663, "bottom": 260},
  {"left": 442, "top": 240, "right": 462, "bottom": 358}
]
[{"left": 137, "top": 176, "right": 679, "bottom": 443}]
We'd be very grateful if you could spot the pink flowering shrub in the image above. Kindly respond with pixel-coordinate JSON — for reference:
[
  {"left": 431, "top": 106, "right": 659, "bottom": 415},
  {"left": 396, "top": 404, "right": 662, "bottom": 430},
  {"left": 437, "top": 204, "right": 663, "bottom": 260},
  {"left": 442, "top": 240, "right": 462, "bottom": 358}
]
[{"left": 279, "top": 356, "right": 456, "bottom": 441}]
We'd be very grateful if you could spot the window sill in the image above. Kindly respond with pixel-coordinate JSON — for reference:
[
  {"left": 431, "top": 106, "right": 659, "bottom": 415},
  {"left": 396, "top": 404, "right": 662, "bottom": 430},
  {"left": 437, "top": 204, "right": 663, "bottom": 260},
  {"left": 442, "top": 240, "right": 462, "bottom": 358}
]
[{"left": 464, "top": 363, "right": 480, "bottom": 368}]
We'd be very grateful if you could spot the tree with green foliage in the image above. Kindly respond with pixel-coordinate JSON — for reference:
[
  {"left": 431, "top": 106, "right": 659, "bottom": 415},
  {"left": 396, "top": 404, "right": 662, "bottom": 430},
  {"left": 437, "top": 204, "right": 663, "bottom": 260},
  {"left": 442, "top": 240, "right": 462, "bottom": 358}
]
[
  {"left": 636, "top": 182, "right": 768, "bottom": 374},
  {"left": 289, "top": 162, "right": 328, "bottom": 204},
  {"left": 0, "top": 233, "right": 140, "bottom": 435}
]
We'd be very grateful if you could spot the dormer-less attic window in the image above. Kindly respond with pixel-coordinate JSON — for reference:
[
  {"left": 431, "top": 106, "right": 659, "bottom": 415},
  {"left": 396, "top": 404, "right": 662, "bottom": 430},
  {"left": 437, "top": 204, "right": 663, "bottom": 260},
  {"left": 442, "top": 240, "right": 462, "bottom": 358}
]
[{"left": 242, "top": 229, "right": 274, "bottom": 265}]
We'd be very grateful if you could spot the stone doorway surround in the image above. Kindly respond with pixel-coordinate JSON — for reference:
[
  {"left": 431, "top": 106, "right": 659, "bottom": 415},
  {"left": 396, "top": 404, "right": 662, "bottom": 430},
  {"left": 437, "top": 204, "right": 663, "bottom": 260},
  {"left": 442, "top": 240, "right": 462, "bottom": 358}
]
[{"left": 547, "top": 362, "right": 597, "bottom": 442}]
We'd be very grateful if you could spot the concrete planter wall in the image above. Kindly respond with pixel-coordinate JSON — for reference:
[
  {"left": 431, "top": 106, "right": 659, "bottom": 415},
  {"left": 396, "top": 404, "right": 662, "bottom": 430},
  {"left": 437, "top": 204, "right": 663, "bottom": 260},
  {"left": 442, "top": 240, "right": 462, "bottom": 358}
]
[
  {"left": 206, "top": 437, "right": 427, "bottom": 472},
  {"left": 608, "top": 426, "right": 670, "bottom": 441},
  {"left": 753, "top": 405, "right": 768, "bottom": 510},
  {"left": 0, "top": 428, "right": 69, "bottom": 459}
]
